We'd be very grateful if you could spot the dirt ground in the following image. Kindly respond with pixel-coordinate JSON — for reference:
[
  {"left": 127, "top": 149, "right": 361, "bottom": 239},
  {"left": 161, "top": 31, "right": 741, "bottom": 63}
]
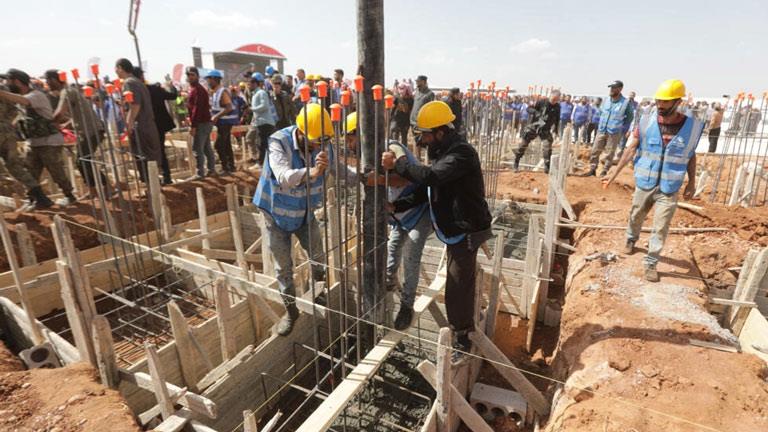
[
  {"left": 0, "top": 340, "right": 24, "bottom": 373},
  {"left": 0, "top": 362, "right": 140, "bottom": 432},
  {"left": 0, "top": 170, "right": 260, "bottom": 272},
  {"left": 492, "top": 168, "right": 768, "bottom": 431}
]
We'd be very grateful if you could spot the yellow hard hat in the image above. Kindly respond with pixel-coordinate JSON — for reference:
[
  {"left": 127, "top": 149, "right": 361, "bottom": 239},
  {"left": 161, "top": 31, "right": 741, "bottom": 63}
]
[
  {"left": 415, "top": 100, "right": 456, "bottom": 131},
  {"left": 345, "top": 112, "right": 357, "bottom": 133},
  {"left": 654, "top": 79, "right": 686, "bottom": 101},
  {"left": 296, "top": 103, "right": 334, "bottom": 140}
]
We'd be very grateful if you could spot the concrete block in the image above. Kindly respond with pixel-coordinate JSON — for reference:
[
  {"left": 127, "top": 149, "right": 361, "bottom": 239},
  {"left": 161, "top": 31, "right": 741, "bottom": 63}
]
[
  {"left": 19, "top": 342, "right": 61, "bottom": 369},
  {"left": 470, "top": 382, "right": 527, "bottom": 425}
]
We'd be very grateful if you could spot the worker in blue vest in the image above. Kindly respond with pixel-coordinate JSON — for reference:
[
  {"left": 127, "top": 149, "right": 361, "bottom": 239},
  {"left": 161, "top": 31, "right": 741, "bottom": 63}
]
[
  {"left": 603, "top": 79, "right": 703, "bottom": 282},
  {"left": 344, "top": 112, "right": 432, "bottom": 330},
  {"left": 571, "top": 96, "right": 591, "bottom": 144},
  {"left": 382, "top": 101, "right": 492, "bottom": 364},
  {"left": 558, "top": 94, "right": 574, "bottom": 137},
  {"left": 253, "top": 103, "right": 334, "bottom": 336},
  {"left": 588, "top": 80, "right": 634, "bottom": 176},
  {"left": 206, "top": 70, "right": 239, "bottom": 174},
  {"left": 585, "top": 97, "right": 602, "bottom": 145}
]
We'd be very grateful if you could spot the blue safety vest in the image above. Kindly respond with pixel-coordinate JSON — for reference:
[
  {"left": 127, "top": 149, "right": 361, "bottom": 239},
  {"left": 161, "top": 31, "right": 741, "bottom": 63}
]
[
  {"left": 387, "top": 141, "right": 428, "bottom": 230},
  {"left": 633, "top": 110, "right": 703, "bottom": 194},
  {"left": 572, "top": 104, "right": 590, "bottom": 125},
  {"left": 590, "top": 105, "right": 600, "bottom": 124},
  {"left": 253, "top": 126, "right": 332, "bottom": 232},
  {"left": 559, "top": 102, "right": 574, "bottom": 121},
  {"left": 518, "top": 104, "right": 529, "bottom": 121},
  {"left": 598, "top": 96, "right": 630, "bottom": 134},
  {"left": 211, "top": 87, "right": 240, "bottom": 126},
  {"left": 427, "top": 187, "right": 466, "bottom": 245}
]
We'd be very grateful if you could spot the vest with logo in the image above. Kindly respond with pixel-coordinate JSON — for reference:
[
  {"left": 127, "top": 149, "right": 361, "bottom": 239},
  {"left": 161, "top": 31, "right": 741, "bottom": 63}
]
[
  {"left": 633, "top": 110, "right": 703, "bottom": 194},
  {"left": 387, "top": 141, "right": 428, "bottom": 230},
  {"left": 253, "top": 126, "right": 331, "bottom": 232},
  {"left": 598, "top": 96, "right": 630, "bottom": 134},
  {"left": 211, "top": 87, "right": 240, "bottom": 126}
]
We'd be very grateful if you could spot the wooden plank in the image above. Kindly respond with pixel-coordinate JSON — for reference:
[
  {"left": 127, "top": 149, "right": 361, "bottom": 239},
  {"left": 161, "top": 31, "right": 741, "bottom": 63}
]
[
  {"left": 118, "top": 369, "right": 217, "bottom": 419},
  {"left": 145, "top": 343, "right": 175, "bottom": 419},
  {"left": 168, "top": 301, "right": 205, "bottom": 392},
  {"left": 0, "top": 217, "right": 43, "bottom": 344},
  {"left": 427, "top": 301, "right": 449, "bottom": 328},
  {"left": 215, "top": 279, "right": 238, "bottom": 361},
  {"left": 420, "top": 402, "right": 438, "bottom": 432},
  {"left": 485, "top": 231, "right": 506, "bottom": 337},
  {"left": 710, "top": 298, "right": 757, "bottom": 308},
  {"left": 202, "top": 248, "right": 262, "bottom": 264},
  {"left": 147, "top": 161, "right": 168, "bottom": 242},
  {"left": 243, "top": 409, "right": 259, "bottom": 432},
  {"left": 153, "top": 408, "right": 218, "bottom": 432},
  {"left": 294, "top": 267, "right": 447, "bottom": 432},
  {"left": 469, "top": 330, "right": 551, "bottom": 415},
  {"left": 730, "top": 248, "right": 768, "bottom": 334},
  {"left": 91, "top": 315, "right": 119, "bottom": 389},
  {"left": 197, "top": 187, "right": 210, "bottom": 250},
  {"left": 689, "top": 339, "right": 740, "bottom": 353},
  {"left": 416, "top": 361, "right": 494, "bottom": 432},
  {"left": 14, "top": 223, "right": 37, "bottom": 267},
  {"left": 436, "top": 327, "right": 453, "bottom": 432},
  {"left": 739, "top": 308, "right": 768, "bottom": 365},
  {"left": 197, "top": 345, "right": 255, "bottom": 391},
  {"left": 551, "top": 182, "right": 576, "bottom": 222},
  {"left": 226, "top": 184, "right": 248, "bottom": 271},
  {"left": 56, "top": 260, "right": 94, "bottom": 364},
  {"left": 52, "top": 216, "right": 97, "bottom": 323}
]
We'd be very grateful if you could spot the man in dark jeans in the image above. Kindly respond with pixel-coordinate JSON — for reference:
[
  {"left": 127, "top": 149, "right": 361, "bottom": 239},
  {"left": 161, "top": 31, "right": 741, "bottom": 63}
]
[
  {"left": 514, "top": 90, "right": 561, "bottom": 173},
  {"left": 382, "top": 100, "right": 492, "bottom": 364},
  {"left": 270, "top": 74, "right": 296, "bottom": 129},
  {"left": 390, "top": 82, "right": 413, "bottom": 146},
  {"left": 136, "top": 68, "right": 177, "bottom": 184},
  {"left": 207, "top": 70, "right": 238, "bottom": 174},
  {"left": 185, "top": 67, "right": 216, "bottom": 179}
]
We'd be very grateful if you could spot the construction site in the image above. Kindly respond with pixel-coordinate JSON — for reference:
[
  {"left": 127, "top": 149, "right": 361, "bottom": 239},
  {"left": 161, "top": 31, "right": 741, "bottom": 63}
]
[{"left": 1, "top": 2, "right": 768, "bottom": 432}]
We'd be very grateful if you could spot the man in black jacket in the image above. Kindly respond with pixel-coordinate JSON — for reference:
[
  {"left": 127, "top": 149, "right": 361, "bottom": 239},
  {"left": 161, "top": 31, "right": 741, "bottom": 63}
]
[
  {"left": 382, "top": 100, "right": 492, "bottom": 364},
  {"left": 136, "top": 69, "right": 177, "bottom": 184},
  {"left": 513, "top": 90, "right": 561, "bottom": 173}
]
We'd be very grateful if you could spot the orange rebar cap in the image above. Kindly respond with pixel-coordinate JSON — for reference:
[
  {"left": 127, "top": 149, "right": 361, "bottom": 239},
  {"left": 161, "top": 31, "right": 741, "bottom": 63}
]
[
  {"left": 372, "top": 84, "right": 383, "bottom": 101},
  {"left": 57, "top": 71, "right": 67, "bottom": 82},
  {"left": 354, "top": 75, "right": 364, "bottom": 93},
  {"left": 90, "top": 64, "right": 100, "bottom": 76},
  {"left": 105, "top": 83, "right": 115, "bottom": 94},
  {"left": 123, "top": 90, "right": 134, "bottom": 103},
  {"left": 384, "top": 94, "right": 394, "bottom": 109},
  {"left": 114, "top": 79, "right": 122, "bottom": 91},
  {"left": 71, "top": 68, "right": 80, "bottom": 80},
  {"left": 330, "top": 103, "right": 342, "bottom": 122},
  {"left": 340, "top": 90, "right": 351, "bottom": 106},
  {"left": 316, "top": 80, "right": 328, "bottom": 98},
  {"left": 299, "top": 84, "right": 311, "bottom": 103},
  {"left": 83, "top": 86, "right": 94, "bottom": 98}
]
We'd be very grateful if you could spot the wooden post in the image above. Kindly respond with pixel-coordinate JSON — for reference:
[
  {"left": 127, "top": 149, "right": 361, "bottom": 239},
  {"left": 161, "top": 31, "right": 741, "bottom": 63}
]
[
  {"left": 243, "top": 410, "right": 259, "bottom": 432},
  {"left": 195, "top": 187, "right": 210, "bottom": 250},
  {"left": 259, "top": 214, "right": 275, "bottom": 277},
  {"left": 91, "top": 315, "right": 119, "bottom": 389},
  {"left": 145, "top": 342, "right": 175, "bottom": 420},
  {"left": 56, "top": 260, "right": 95, "bottom": 364},
  {"left": 436, "top": 327, "right": 453, "bottom": 432},
  {"left": 52, "top": 216, "right": 98, "bottom": 322},
  {"left": 168, "top": 301, "right": 203, "bottom": 391},
  {"left": 0, "top": 217, "right": 43, "bottom": 344},
  {"left": 729, "top": 248, "right": 768, "bottom": 334},
  {"left": 521, "top": 215, "right": 540, "bottom": 319},
  {"left": 485, "top": 231, "right": 506, "bottom": 337},
  {"left": 538, "top": 154, "right": 562, "bottom": 319},
  {"left": 215, "top": 278, "right": 238, "bottom": 361},
  {"left": 226, "top": 184, "right": 248, "bottom": 271},
  {"left": 14, "top": 223, "right": 37, "bottom": 267},
  {"left": 469, "top": 331, "right": 551, "bottom": 415},
  {"left": 147, "top": 161, "right": 167, "bottom": 241}
]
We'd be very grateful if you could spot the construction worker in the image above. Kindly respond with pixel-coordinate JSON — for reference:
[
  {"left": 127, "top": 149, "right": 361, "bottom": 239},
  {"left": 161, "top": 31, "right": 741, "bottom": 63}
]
[
  {"left": 615, "top": 91, "right": 639, "bottom": 161},
  {"left": 252, "top": 103, "right": 334, "bottom": 336},
  {"left": 0, "top": 76, "right": 53, "bottom": 209},
  {"left": 206, "top": 70, "right": 238, "bottom": 174},
  {"left": 513, "top": 90, "right": 561, "bottom": 173},
  {"left": 571, "top": 96, "right": 591, "bottom": 144},
  {"left": 585, "top": 97, "right": 602, "bottom": 145},
  {"left": 588, "top": 80, "right": 634, "bottom": 176},
  {"left": 410, "top": 75, "right": 435, "bottom": 133},
  {"left": 382, "top": 100, "right": 492, "bottom": 363},
  {"left": 603, "top": 79, "right": 703, "bottom": 282},
  {"left": 558, "top": 94, "right": 574, "bottom": 137},
  {"left": 245, "top": 72, "right": 276, "bottom": 166},
  {"left": 0, "top": 68, "right": 76, "bottom": 206},
  {"left": 344, "top": 112, "right": 431, "bottom": 330},
  {"left": 185, "top": 66, "right": 216, "bottom": 179}
]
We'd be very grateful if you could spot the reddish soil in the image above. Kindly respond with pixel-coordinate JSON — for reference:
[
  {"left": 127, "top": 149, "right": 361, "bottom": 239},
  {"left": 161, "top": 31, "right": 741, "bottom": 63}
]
[
  {"left": 0, "top": 340, "right": 23, "bottom": 373},
  {"left": 0, "top": 171, "right": 260, "bottom": 272},
  {"left": 493, "top": 169, "right": 768, "bottom": 431},
  {"left": 0, "top": 362, "right": 139, "bottom": 432}
]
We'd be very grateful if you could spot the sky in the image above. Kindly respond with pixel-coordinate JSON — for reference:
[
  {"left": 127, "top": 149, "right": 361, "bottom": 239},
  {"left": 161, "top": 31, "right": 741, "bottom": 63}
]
[{"left": 1, "top": 0, "right": 765, "bottom": 97}]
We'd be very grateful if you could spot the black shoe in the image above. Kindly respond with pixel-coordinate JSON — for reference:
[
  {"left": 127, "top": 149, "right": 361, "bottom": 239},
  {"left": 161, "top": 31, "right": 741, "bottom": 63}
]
[
  {"left": 513, "top": 155, "right": 521, "bottom": 171},
  {"left": 276, "top": 304, "right": 300, "bottom": 336},
  {"left": 30, "top": 187, "right": 53, "bottom": 209},
  {"left": 393, "top": 306, "right": 413, "bottom": 331},
  {"left": 451, "top": 338, "right": 472, "bottom": 366}
]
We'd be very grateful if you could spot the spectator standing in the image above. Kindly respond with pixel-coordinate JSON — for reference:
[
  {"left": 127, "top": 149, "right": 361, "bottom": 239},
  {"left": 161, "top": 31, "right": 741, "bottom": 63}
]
[
  {"left": 271, "top": 74, "right": 296, "bottom": 129},
  {"left": 207, "top": 70, "right": 238, "bottom": 174},
  {"left": 185, "top": 66, "right": 216, "bottom": 179},
  {"left": 585, "top": 97, "right": 602, "bottom": 144},
  {"left": 571, "top": 96, "right": 590, "bottom": 144},
  {"left": 246, "top": 73, "right": 276, "bottom": 165},
  {"left": 390, "top": 82, "right": 413, "bottom": 145},
  {"left": 707, "top": 103, "right": 723, "bottom": 153},
  {"left": 588, "top": 81, "right": 634, "bottom": 176},
  {"left": 558, "top": 94, "right": 574, "bottom": 136},
  {"left": 137, "top": 68, "right": 178, "bottom": 184},
  {"left": 410, "top": 75, "right": 435, "bottom": 131}
]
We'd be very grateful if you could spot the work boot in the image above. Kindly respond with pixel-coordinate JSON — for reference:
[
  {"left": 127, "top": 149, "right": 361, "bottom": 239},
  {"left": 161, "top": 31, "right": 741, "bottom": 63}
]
[
  {"left": 622, "top": 240, "right": 635, "bottom": 255},
  {"left": 30, "top": 186, "right": 53, "bottom": 209},
  {"left": 393, "top": 305, "right": 414, "bottom": 331},
  {"left": 644, "top": 266, "right": 660, "bottom": 283},
  {"left": 451, "top": 336, "right": 472, "bottom": 366},
  {"left": 276, "top": 304, "right": 300, "bottom": 336},
  {"left": 55, "top": 192, "right": 77, "bottom": 207},
  {"left": 599, "top": 166, "right": 609, "bottom": 177},
  {"left": 586, "top": 167, "right": 596, "bottom": 177},
  {"left": 544, "top": 160, "right": 551, "bottom": 174}
]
